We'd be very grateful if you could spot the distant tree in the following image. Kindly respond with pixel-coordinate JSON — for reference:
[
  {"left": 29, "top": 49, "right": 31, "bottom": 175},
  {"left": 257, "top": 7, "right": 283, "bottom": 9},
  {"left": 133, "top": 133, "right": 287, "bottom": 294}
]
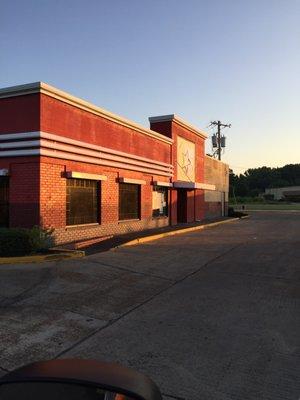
[
  {"left": 235, "top": 175, "right": 249, "bottom": 196},
  {"left": 229, "top": 163, "right": 300, "bottom": 199},
  {"left": 280, "top": 164, "right": 300, "bottom": 185},
  {"left": 244, "top": 166, "right": 273, "bottom": 191}
]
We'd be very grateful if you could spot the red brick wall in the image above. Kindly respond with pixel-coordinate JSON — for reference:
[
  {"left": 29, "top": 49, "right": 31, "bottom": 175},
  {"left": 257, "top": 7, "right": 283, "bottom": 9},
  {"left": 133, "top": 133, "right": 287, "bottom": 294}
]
[
  {"left": 0, "top": 94, "right": 41, "bottom": 229},
  {"left": 40, "top": 162, "right": 66, "bottom": 228},
  {"left": 38, "top": 156, "right": 170, "bottom": 244},
  {"left": 0, "top": 154, "right": 171, "bottom": 241},
  {"left": 40, "top": 94, "right": 171, "bottom": 164},
  {"left": 101, "top": 171, "right": 119, "bottom": 224},
  {"left": 0, "top": 94, "right": 40, "bottom": 134},
  {"left": 169, "top": 189, "right": 178, "bottom": 225},
  {"left": 0, "top": 91, "right": 215, "bottom": 241},
  {"left": 195, "top": 189, "right": 205, "bottom": 221},
  {"left": 9, "top": 162, "right": 40, "bottom": 228}
]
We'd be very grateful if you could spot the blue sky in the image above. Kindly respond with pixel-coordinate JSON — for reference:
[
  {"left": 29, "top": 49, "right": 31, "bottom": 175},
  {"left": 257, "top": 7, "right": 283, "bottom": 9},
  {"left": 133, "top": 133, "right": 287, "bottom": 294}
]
[{"left": 1, "top": 0, "right": 299, "bottom": 174}]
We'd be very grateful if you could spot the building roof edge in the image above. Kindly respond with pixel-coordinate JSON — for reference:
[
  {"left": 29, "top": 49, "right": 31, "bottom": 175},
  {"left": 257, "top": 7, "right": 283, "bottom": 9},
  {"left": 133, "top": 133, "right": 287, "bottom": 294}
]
[
  {"left": 149, "top": 114, "right": 208, "bottom": 139},
  {"left": 0, "top": 82, "right": 173, "bottom": 145}
]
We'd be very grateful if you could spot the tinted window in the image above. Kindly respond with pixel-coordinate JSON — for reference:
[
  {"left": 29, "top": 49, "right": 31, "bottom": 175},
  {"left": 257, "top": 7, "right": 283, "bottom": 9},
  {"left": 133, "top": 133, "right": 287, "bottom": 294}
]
[
  {"left": 66, "top": 179, "right": 99, "bottom": 225},
  {"left": 119, "top": 183, "right": 140, "bottom": 220}
]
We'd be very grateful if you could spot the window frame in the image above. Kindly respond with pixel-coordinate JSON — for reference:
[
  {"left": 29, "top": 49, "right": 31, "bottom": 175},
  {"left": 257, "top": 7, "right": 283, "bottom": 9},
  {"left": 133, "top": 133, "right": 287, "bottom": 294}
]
[
  {"left": 66, "top": 178, "right": 100, "bottom": 227},
  {"left": 152, "top": 185, "right": 168, "bottom": 218},
  {"left": 118, "top": 183, "right": 141, "bottom": 221}
]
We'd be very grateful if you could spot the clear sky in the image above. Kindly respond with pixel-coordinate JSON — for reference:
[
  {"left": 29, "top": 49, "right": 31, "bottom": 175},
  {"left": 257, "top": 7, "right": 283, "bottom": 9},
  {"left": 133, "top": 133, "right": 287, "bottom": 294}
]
[{"left": 1, "top": 0, "right": 299, "bottom": 174}]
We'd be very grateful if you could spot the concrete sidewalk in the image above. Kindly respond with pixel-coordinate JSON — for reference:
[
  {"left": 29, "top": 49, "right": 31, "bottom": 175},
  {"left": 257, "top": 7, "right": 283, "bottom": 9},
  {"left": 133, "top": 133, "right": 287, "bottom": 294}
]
[{"left": 62, "top": 217, "right": 237, "bottom": 255}]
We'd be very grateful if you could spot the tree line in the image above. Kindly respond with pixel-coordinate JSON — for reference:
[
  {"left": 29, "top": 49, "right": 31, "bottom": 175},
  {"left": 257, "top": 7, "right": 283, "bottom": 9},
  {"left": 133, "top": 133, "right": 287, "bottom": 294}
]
[{"left": 229, "top": 164, "right": 300, "bottom": 197}]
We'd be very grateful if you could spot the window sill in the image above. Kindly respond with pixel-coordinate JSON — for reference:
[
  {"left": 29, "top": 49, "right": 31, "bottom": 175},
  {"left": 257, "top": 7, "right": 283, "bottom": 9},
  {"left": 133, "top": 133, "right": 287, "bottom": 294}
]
[
  {"left": 65, "top": 223, "right": 100, "bottom": 230},
  {"left": 118, "top": 219, "right": 140, "bottom": 224},
  {"left": 152, "top": 216, "right": 169, "bottom": 220}
]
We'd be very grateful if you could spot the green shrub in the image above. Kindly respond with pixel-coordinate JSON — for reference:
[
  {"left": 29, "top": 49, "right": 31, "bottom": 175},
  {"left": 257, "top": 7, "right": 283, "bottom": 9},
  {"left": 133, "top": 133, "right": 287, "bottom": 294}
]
[
  {"left": 28, "top": 226, "right": 54, "bottom": 252},
  {"left": 0, "top": 226, "right": 54, "bottom": 257}
]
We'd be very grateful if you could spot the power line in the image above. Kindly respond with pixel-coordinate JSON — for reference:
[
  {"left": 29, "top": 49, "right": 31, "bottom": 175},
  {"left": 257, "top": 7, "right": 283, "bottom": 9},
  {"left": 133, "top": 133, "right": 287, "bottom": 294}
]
[{"left": 210, "top": 120, "right": 231, "bottom": 161}]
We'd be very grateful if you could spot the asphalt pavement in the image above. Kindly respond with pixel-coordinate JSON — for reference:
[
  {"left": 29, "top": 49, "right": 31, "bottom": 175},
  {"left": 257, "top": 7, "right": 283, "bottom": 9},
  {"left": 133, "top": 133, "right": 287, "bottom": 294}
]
[{"left": 0, "top": 212, "right": 299, "bottom": 399}]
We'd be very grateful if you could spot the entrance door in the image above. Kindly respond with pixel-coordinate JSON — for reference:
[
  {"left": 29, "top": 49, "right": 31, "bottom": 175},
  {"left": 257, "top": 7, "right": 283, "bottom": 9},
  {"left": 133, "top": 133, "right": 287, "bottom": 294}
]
[
  {"left": 0, "top": 177, "right": 9, "bottom": 227},
  {"left": 177, "top": 189, "right": 187, "bottom": 223}
]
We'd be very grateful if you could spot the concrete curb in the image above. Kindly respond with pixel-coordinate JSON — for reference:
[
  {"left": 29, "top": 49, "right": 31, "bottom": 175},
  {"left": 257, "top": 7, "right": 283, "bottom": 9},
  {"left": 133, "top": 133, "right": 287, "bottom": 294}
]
[
  {"left": 244, "top": 209, "right": 300, "bottom": 212},
  {"left": 118, "top": 217, "right": 245, "bottom": 248},
  {"left": 0, "top": 250, "right": 85, "bottom": 265}
]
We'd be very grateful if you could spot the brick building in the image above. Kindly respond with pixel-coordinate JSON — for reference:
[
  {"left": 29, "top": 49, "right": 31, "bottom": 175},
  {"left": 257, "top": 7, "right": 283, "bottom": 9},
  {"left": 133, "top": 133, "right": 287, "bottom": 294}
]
[{"left": 0, "top": 82, "right": 228, "bottom": 245}]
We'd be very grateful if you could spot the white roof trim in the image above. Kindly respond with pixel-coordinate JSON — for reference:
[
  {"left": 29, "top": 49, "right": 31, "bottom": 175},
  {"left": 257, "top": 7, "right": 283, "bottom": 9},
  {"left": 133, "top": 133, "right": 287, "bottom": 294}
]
[
  {"left": 149, "top": 114, "right": 208, "bottom": 139},
  {"left": 0, "top": 82, "right": 173, "bottom": 145},
  {"left": 118, "top": 177, "right": 146, "bottom": 185},
  {"left": 65, "top": 171, "right": 107, "bottom": 181}
]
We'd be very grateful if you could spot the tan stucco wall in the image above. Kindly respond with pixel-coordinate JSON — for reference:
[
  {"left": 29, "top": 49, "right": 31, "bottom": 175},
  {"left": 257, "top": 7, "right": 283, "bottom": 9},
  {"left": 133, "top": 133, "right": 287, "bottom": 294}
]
[{"left": 204, "top": 156, "right": 229, "bottom": 202}]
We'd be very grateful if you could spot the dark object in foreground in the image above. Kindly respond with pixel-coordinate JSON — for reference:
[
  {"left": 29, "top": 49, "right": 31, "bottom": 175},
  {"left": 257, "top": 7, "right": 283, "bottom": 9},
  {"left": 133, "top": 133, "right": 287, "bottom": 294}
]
[{"left": 0, "top": 359, "right": 162, "bottom": 400}]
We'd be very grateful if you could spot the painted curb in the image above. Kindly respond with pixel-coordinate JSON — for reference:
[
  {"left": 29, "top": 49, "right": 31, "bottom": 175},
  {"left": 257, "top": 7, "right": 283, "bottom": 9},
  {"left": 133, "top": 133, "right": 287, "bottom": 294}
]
[
  {"left": 0, "top": 250, "right": 85, "bottom": 265},
  {"left": 118, "top": 217, "right": 245, "bottom": 248}
]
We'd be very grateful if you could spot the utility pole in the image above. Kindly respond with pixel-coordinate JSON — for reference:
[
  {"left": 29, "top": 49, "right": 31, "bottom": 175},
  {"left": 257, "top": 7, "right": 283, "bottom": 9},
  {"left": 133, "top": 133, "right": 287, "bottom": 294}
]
[{"left": 210, "top": 120, "right": 231, "bottom": 160}]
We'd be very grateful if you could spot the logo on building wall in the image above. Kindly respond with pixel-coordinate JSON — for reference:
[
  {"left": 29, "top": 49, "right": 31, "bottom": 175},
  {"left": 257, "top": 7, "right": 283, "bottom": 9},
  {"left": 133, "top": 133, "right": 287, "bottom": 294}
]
[{"left": 177, "top": 136, "right": 195, "bottom": 182}]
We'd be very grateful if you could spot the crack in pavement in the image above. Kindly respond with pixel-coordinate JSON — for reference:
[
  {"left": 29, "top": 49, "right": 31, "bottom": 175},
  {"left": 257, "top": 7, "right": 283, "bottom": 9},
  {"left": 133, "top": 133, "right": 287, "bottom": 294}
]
[
  {"left": 86, "top": 259, "right": 175, "bottom": 282},
  {"left": 3, "top": 303, "right": 108, "bottom": 325},
  {"left": 54, "top": 243, "right": 242, "bottom": 359},
  {"left": 214, "top": 269, "right": 300, "bottom": 282},
  {"left": 0, "top": 268, "right": 56, "bottom": 308},
  {"left": 162, "top": 393, "right": 186, "bottom": 400}
]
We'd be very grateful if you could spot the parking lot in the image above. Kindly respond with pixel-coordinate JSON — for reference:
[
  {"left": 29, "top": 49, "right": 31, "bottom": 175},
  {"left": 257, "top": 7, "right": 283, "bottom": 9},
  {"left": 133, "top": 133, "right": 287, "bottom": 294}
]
[{"left": 0, "top": 212, "right": 299, "bottom": 399}]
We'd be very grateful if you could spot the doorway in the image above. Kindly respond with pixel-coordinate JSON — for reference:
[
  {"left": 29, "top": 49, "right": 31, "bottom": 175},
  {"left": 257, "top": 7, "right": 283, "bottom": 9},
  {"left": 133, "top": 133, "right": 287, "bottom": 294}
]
[
  {"left": 177, "top": 189, "right": 187, "bottom": 223},
  {"left": 0, "top": 177, "right": 9, "bottom": 227}
]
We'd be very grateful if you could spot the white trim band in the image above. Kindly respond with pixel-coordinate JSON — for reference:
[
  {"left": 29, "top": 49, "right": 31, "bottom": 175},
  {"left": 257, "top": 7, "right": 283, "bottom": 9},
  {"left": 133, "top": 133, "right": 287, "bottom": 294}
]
[
  {"left": 0, "top": 131, "right": 173, "bottom": 177},
  {"left": 118, "top": 177, "right": 146, "bottom": 185},
  {"left": 152, "top": 181, "right": 173, "bottom": 187},
  {"left": 65, "top": 171, "right": 107, "bottom": 181}
]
